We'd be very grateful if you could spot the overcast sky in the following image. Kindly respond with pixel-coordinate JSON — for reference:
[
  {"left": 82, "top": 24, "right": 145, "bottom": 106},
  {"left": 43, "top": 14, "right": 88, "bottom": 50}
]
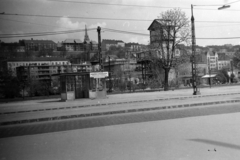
[{"left": 0, "top": 0, "right": 240, "bottom": 46}]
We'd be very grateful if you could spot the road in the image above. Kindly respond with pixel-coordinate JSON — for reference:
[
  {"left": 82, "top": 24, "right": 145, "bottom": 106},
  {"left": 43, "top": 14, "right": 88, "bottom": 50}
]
[
  {"left": 1, "top": 103, "right": 240, "bottom": 160},
  {"left": 1, "top": 102, "right": 240, "bottom": 138}
]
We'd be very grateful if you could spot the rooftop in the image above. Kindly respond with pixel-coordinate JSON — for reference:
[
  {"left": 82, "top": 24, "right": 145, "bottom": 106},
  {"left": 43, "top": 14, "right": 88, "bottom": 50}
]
[
  {"left": 102, "top": 39, "right": 125, "bottom": 44},
  {"left": 22, "top": 39, "right": 56, "bottom": 44},
  {"left": 63, "top": 39, "right": 83, "bottom": 43},
  {"left": 7, "top": 57, "right": 69, "bottom": 62},
  {"left": 218, "top": 53, "right": 231, "bottom": 61}
]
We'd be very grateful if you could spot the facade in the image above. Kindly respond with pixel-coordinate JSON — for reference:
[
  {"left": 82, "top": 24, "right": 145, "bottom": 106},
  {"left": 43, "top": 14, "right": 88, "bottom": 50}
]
[
  {"left": 148, "top": 19, "right": 175, "bottom": 47},
  {"left": 217, "top": 53, "right": 231, "bottom": 70},
  {"left": 20, "top": 39, "right": 57, "bottom": 51},
  {"left": 62, "top": 39, "right": 84, "bottom": 51},
  {"left": 17, "top": 63, "right": 91, "bottom": 83},
  {"left": 101, "top": 39, "right": 125, "bottom": 51},
  {"left": 206, "top": 50, "right": 218, "bottom": 71},
  {"left": 0, "top": 42, "right": 25, "bottom": 53},
  {"left": 7, "top": 57, "right": 70, "bottom": 76},
  {"left": 203, "top": 50, "right": 231, "bottom": 72},
  {"left": 125, "top": 43, "right": 146, "bottom": 52}
]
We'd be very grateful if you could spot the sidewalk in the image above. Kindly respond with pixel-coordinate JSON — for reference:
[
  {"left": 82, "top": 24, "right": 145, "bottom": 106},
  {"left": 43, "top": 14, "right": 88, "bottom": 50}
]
[
  {"left": 1, "top": 85, "right": 240, "bottom": 126},
  {"left": 1, "top": 85, "right": 240, "bottom": 110}
]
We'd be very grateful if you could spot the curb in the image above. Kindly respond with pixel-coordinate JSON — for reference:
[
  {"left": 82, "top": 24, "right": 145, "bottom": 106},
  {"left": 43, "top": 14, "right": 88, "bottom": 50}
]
[
  {"left": 1, "top": 92, "right": 240, "bottom": 116},
  {"left": 1, "top": 99, "right": 240, "bottom": 126}
]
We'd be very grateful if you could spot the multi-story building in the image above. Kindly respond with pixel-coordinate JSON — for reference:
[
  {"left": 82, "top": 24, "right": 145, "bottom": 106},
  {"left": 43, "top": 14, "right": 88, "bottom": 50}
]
[
  {"left": 202, "top": 49, "right": 231, "bottom": 72},
  {"left": 16, "top": 63, "right": 92, "bottom": 83},
  {"left": 125, "top": 43, "right": 143, "bottom": 52},
  {"left": 19, "top": 38, "right": 57, "bottom": 51},
  {"left": 101, "top": 39, "right": 125, "bottom": 51},
  {"left": 217, "top": 53, "right": 231, "bottom": 70},
  {"left": 7, "top": 57, "right": 69, "bottom": 76},
  {"left": 62, "top": 39, "right": 84, "bottom": 51},
  {"left": 148, "top": 19, "right": 175, "bottom": 47},
  {"left": 0, "top": 42, "right": 25, "bottom": 53}
]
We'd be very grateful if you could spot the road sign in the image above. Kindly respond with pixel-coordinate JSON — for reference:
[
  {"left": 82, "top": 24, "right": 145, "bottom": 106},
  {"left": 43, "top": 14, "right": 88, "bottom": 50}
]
[{"left": 90, "top": 72, "right": 109, "bottom": 78}]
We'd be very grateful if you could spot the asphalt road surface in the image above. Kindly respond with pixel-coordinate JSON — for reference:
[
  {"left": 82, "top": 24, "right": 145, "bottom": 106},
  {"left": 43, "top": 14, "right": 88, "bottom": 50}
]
[{"left": 1, "top": 102, "right": 240, "bottom": 138}]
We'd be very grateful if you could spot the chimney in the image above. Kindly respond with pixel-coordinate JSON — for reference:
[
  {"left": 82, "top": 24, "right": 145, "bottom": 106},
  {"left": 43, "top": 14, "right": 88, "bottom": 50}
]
[{"left": 31, "top": 38, "right": 33, "bottom": 41}]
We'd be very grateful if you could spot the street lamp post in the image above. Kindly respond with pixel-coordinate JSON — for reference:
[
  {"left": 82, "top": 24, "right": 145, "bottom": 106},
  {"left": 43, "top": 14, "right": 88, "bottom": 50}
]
[
  {"left": 108, "top": 55, "right": 112, "bottom": 92},
  {"left": 230, "top": 60, "right": 234, "bottom": 83},
  {"left": 208, "top": 57, "right": 211, "bottom": 88},
  {"left": 97, "top": 26, "right": 102, "bottom": 71},
  {"left": 191, "top": 3, "right": 230, "bottom": 95},
  {"left": 191, "top": 4, "right": 200, "bottom": 95}
]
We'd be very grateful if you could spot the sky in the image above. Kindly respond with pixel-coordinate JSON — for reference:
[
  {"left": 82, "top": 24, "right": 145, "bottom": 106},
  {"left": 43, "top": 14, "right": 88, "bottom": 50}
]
[{"left": 0, "top": 0, "right": 240, "bottom": 46}]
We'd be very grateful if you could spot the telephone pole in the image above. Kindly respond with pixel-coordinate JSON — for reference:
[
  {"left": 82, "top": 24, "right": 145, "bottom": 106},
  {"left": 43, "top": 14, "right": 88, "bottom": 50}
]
[{"left": 97, "top": 26, "right": 102, "bottom": 71}]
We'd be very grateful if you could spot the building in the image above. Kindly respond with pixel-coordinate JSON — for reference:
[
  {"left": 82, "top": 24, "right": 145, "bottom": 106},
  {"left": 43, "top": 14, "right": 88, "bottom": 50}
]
[
  {"left": 0, "top": 42, "right": 25, "bottom": 53},
  {"left": 217, "top": 53, "right": 231, "bottom": 70},
  {"left": 148, "top": 19, "right": 175, "bottom": 47},
  {"left": 16, "top": 62, "right": 91, "bottom": 83},
  {"left": 61, "top": 25, "right": 98, "bottom": 52},
  {"left": 125, "top": 43, "right": 144, "bottom": 52},
  {"left": 19, "top": 39, "right": 57, "bottom": 51},
  {"left": 7, "top": 57, "right": 70, "bottom": 76},
  {"left": 101, "top": 39, "right": 125, "bottom": 51},
  {"left": 62, "top": 39, "right": 84, "bottom": 51}
]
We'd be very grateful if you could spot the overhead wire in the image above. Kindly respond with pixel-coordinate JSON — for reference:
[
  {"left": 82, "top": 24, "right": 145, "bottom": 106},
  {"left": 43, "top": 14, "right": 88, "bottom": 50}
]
[
  {"left": 102, "top": 28, "right": 240, "bottom": 40},
  {"left": 1, "top": 15, "right": 240, "bottom": 30},
  {"left": 1, "top": 26, "right": 240, "bottom": 40},
  {"left": 0, "top": 17, "right": 79, "bottom": 30},
  {"left": 47, "top": 0, "right": 240, "bottom": 11},
  {"left": 0, "top": 28, "right": 96, "bottom": 38},
  {"left": 1, "top": 12, "right": 240, "bottom": 24},
  {"left": 226, "top": 0, "right": 240, "bottom": 5}
]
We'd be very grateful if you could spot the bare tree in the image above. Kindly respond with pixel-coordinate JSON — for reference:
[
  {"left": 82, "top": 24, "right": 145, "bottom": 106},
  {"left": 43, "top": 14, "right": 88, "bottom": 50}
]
[{"left": 149, "top": 8, "right": 190, "bottom": 91}]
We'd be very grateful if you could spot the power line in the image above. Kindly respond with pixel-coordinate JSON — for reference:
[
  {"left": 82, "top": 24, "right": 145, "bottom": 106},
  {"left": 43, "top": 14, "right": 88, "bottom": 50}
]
[
  {"left": 197, "top": 37, "right": 240, "bottom": 39},
  {"left": 47, "top": 0, "right": 240, "bottom": 11},
  {"left": 103, "top": 28, "right": 149, "bottom": 36},
  {"left": 2, "top": 16, "right": 240, "bottom": 30},
  {"left": 0, "top": 13, "right": 152, "bottom": 21},
  {"left": 2, "top": 25, "right": 240, "bottom": 40},
  {"left": 196, "top": 20, "right": 240, "bottom": 24},
  {"left": 197, "top": 23, "right": 240, "bottom": 28},
  {"left": 0, "top": 17, "right": 78, "bottom": 30},
  {"left": 103, "top": 28, "right": 240, "bottom": 40},
  {"left": 226, "top": 0, "right": 240, "bottom": 5},
  {"left": 1, "top": 12, "right": 240, "bottom": 24},
  {"left": 0, "top": 28, "right": 96, "bottom": 38}
]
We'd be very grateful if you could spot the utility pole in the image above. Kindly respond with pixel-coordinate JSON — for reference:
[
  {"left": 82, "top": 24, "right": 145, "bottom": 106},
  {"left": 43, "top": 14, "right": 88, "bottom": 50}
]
[
  {"left": 231, "top": 60, "right": 234, "bottom": 83},
  {"left": 191, "top": 4, "right": 200, "bottom": 95},
  {"left": 108, "top": 56, "right": 112, "bottom": 92},
  {"left": 97, "top": 26, "right": 102, "bottom": 71},
  {"left": 208, "top": 57, "right": 211, "bottom": 88}
]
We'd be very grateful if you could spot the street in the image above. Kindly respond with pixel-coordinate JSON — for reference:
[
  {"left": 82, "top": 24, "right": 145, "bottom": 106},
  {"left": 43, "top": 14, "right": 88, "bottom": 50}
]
[
  {"left": 1, "top": 102, "right": 240, "bottom": 160},
  {"left": 1, "top": 85, "right": 240, "bottom": 160}
]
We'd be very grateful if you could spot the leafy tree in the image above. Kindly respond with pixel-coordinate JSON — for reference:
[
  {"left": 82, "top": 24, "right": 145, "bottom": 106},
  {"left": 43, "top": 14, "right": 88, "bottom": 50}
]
[
  {"left": 106, "top": 46, "right": 126, "bottom": 58},
  {"left": 216, "top": 68, "right": 230, "bottom": 84},
  {"left": 59, "top": 46, "right": 67, "bottom": 58},
  {"left": 0, "top": 69, "right": 21, "bottom": 98},
  {"left": 233, "top": 51, "right": 240, "bottom": 69},
  {"left": 149, "top": 8, "right": 190, "bottom": 91},
  {"left": 38, "top": 48, "right": 53, "bottom": 57},
  {"left": 24, "top": 50, "right": 34, "bottom": 58}
]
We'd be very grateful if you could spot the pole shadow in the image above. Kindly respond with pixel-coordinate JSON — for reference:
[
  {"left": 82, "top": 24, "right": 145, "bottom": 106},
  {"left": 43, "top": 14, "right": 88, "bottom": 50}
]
[
  {"left": 38, "top": 100, "right": 61, "bottom": 103},
  {"left": 189, "top": 138, "right": 240, "bottom": 150}
]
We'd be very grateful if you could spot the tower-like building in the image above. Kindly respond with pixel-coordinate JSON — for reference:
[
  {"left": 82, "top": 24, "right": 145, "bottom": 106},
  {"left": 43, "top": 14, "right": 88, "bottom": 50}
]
[{"left": 84, "top": 25, "right": 90, "bottom": 43}]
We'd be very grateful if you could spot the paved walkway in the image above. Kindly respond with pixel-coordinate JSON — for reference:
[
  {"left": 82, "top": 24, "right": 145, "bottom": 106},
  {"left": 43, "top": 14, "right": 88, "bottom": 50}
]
[
  {"left": 0, "top": 85, "right": 240, "bottom": 126},
  {"left": 1, "top": 85, "right": 240, "bottom": 110}
]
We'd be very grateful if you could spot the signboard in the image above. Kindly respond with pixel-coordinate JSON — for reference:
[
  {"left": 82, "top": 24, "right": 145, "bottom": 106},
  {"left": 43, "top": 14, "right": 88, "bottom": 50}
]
[{"left": 90, "top": 72, "right": 109, "bottom": 78}]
